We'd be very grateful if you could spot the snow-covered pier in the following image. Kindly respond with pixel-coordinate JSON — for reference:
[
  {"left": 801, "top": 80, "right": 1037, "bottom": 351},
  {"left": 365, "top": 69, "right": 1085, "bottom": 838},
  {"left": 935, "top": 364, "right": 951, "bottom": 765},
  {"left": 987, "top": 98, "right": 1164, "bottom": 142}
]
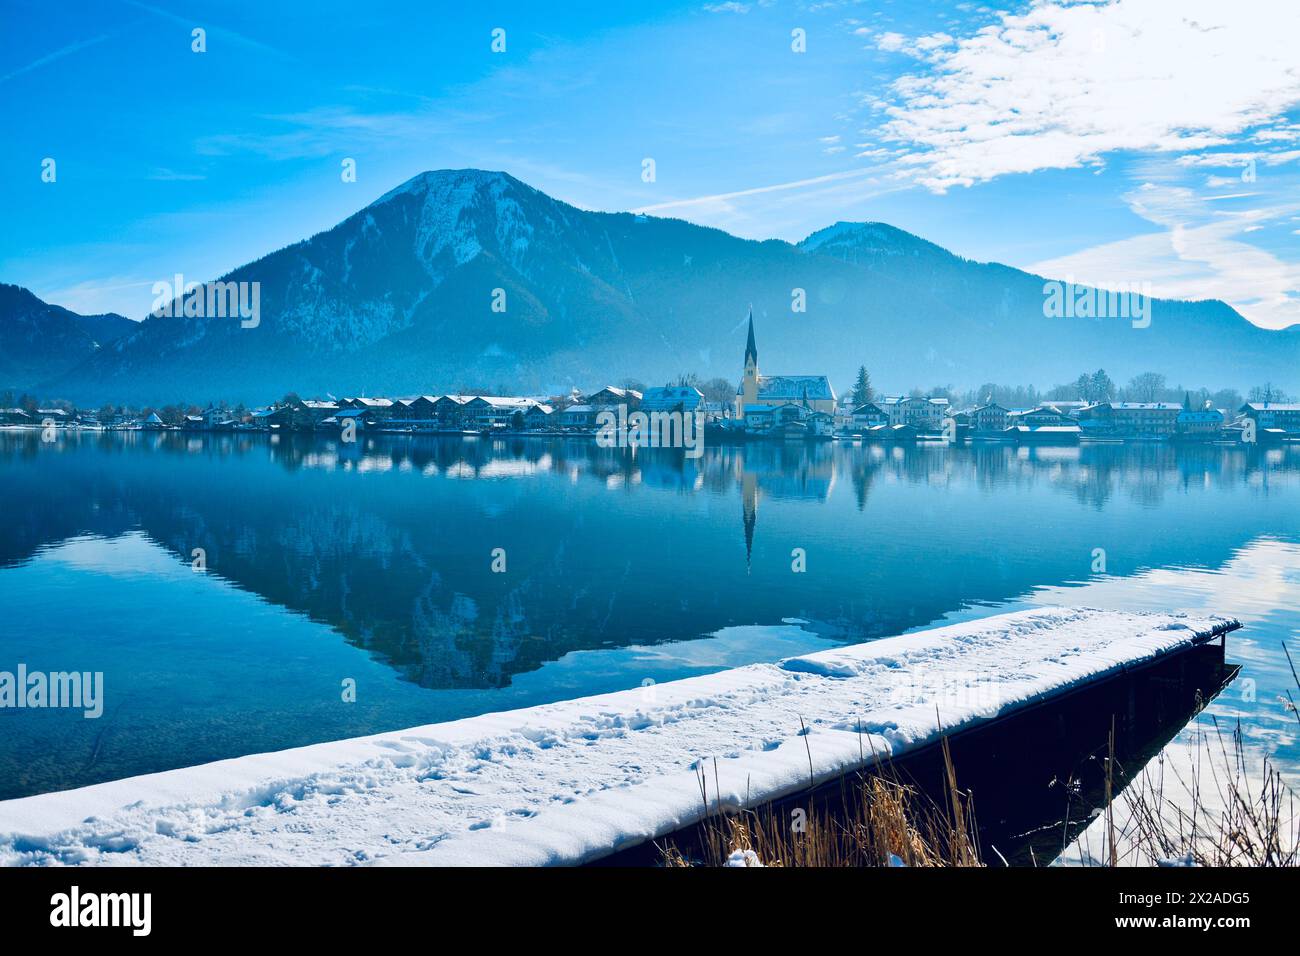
[{"left": 0, "top": 607, "right": 1239, "bottom": 867}]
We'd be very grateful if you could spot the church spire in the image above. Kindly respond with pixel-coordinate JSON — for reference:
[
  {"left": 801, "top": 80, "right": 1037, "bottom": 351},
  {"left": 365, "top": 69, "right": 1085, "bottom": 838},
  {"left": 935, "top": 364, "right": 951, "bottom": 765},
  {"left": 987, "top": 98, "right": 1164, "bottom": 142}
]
[{"left": 744, "top": 307, "right": 758, "bottom": 367}]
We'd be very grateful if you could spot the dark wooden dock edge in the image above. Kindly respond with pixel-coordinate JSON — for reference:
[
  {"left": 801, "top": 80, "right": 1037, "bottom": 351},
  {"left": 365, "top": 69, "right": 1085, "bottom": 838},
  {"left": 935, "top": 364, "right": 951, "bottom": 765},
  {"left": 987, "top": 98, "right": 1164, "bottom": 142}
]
[{"left": 590, "top": 619, "right": 1243, "bottom": 866}]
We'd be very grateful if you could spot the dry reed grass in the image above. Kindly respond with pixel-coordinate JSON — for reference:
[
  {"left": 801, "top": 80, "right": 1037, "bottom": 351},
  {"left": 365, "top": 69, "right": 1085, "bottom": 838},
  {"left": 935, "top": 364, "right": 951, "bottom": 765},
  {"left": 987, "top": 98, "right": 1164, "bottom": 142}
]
[{"left": 660, "top": 728, "right": 982, "bottom": 867}]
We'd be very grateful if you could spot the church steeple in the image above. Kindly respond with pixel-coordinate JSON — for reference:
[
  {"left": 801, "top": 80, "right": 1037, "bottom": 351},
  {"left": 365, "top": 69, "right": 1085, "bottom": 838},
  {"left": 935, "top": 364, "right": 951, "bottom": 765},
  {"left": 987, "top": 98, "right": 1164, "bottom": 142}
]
[{"left": 739, "top": 307, "right": 760, "bottom": 419}]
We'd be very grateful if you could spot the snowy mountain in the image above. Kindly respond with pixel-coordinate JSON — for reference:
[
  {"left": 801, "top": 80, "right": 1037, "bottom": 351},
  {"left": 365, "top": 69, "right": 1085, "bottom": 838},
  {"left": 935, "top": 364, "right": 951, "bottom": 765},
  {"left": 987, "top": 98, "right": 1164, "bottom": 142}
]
[
  {"left": 25, "top": 169, "right": 1300, "bottom": 405},
  {"left": 0, "top": 284, "right": 135, "bottom": 392}
]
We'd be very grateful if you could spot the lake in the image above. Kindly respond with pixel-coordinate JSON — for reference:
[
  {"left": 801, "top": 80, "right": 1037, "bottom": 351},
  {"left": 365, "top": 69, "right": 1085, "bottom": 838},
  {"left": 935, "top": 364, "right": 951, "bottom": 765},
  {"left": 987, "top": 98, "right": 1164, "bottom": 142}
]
[{"left": 2, "top": 430, "right": 1297, "bottom": 812}]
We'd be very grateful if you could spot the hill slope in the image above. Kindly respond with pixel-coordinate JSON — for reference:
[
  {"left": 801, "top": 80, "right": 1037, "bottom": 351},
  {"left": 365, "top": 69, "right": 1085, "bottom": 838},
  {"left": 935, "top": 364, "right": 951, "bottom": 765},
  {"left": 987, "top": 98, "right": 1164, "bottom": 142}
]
[{"left": 0, "top": 284, "right": 135, "bottom": 392}]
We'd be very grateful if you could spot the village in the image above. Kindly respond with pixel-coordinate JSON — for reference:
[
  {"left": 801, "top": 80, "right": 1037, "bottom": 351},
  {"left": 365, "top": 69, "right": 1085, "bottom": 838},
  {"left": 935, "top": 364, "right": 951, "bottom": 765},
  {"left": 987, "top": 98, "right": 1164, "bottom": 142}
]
[{"left": 3, "top": 314, "right": 1298, "bottom": 445}]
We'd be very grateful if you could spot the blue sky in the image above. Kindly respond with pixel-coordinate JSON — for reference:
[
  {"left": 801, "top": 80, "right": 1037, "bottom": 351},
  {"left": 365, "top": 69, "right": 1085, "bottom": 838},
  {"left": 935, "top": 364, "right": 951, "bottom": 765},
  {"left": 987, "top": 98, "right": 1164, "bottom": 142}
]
[{"left": 2, "top": 0, "right": 1298, "bottom": 328}]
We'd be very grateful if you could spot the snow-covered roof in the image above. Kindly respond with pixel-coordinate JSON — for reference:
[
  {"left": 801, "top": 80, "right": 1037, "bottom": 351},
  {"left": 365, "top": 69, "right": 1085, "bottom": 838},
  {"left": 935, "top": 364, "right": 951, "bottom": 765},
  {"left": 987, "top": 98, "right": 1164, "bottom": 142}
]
[
  {"left": 587, "top": 386, "right": 643, "bottom": 402},
  {"left": 469, "top": 396, "right": 538, "bottom": 410},
  {"left": 900, "top": 396, "right": 949, "bottom": 406},
  {"left": 1010, "top": 405, "right": 1076, "bottom": 418},
  {"left": 640, "top": 386, "right": 704, "bottom": 411},
  {"left": 1241, "top": 402, "right": 1300, "bottom": 412},
  {"left": 756, "top": 375, "right": 835, "bottom": 402}
]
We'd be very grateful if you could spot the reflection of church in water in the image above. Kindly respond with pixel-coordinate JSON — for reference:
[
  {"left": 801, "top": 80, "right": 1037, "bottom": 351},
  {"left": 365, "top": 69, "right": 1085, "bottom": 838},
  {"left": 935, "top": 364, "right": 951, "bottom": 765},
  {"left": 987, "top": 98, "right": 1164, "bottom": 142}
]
[{"left": 734, "top": 444, "right": 837, "bottom": 571}]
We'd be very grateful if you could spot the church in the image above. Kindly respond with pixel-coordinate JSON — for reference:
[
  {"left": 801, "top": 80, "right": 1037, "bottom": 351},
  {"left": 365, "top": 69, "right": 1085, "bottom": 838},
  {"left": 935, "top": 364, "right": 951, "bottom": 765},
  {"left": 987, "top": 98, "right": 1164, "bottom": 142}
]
[{"left": 734, "top": 311, "right": 837, "bottom": 429}]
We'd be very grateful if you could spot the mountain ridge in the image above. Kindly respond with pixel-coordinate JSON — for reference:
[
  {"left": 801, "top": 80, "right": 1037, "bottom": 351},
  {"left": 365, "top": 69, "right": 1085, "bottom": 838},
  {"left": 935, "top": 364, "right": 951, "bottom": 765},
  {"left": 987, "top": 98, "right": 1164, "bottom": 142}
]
[{"left": 8, "top": 169, "right": 1296, "bottom": 405}]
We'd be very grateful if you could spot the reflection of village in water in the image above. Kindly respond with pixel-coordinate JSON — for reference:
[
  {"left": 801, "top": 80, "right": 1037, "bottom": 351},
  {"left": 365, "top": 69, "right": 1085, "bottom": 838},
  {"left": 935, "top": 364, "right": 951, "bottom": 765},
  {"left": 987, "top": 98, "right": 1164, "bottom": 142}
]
[{"left": 4, "top": 429, "right": 1299, "bottom": 694}]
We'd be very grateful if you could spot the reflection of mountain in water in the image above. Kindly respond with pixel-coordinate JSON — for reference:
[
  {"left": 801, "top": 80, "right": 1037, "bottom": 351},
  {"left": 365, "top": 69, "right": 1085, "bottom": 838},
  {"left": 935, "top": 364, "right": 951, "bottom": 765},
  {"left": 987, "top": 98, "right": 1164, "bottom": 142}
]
[{"left": 2, "top": 431, "right": 1298, "bottom": 690}]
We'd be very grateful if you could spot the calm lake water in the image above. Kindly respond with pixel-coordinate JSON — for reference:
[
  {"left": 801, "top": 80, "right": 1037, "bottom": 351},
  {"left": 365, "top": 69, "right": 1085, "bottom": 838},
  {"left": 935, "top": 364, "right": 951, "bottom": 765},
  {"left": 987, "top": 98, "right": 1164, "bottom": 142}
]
[{"left": 2, "top": 430, "right": 1297, "bottom": 806}]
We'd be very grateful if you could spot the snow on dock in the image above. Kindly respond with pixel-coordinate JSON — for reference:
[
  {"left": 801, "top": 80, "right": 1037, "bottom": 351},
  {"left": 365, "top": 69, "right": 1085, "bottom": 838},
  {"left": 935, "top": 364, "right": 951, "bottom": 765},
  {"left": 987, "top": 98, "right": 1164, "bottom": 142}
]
[{"left": 0, "top": 607, "right": 1236, "bottom": 867}]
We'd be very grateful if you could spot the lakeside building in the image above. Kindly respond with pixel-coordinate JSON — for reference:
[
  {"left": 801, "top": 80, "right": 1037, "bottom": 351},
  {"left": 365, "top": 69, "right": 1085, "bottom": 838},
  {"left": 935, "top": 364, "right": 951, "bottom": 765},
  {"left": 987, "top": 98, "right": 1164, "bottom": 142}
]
[
  {"left": 524, "top": 404, "right": 555, "bottom": 429},
  {"left": 851, "top": 401, "right": 890, "bottom": 431},
  {"left": 200, "top": 404, "right": 237, "bottom": 429},
  {"left": 322, "top": 407, "right": 379, "bottom": 430},
  {"left": 561, "top": 404, "right": 599, "bottom": 429},
  {"left": 183, "top": 406, "right": 237, "bottom": 431},
  {"left": 741, "top": 400, "right": 816, "bottom": 435},
  {"left": 0, "top": 408, "right": 32, "bottom": 425},
  {"left": 339, "top": 397, "right": 396, "bottom": 421},
  {"left": 391, "top": 396, "right": 440, "bottom": 424},
  {"left": 465, "top": 396, "right": 541, "bottom": 429},
  {"left": 834, "top": 395, "right": 857, "bottom": 431},
  {"left": 900, "top": 396, "right": 950, "bottom": 428},
  {"left": 1009, "top": 404, "right": 1078, "bottom": 428},
  {"left": 431, "top": 395, "right": 476, "bottom": 428},
  {"left": 1177, "top": 405, "right": 1225, "bottom": 437},
  {"left": 734, "top": 313, "right": 836, "bottom": 429},
  {"left": 1042, "top": 400, "right": 1091, "bottom": 416},
  {"left": 587, "top": 386, "right": 642, "bottom": 409},
  {"left": 1077, "top": 402, "right": 1183, "bottom": 439},
  {"left": 286, "top": 398, "right": 339, "bottom": 430},
  {"left": 249, "top": 406, "right": 289, "bottom": 428},
  {"left": 1239, "top": 402, "right": 1300, "bottom": 435},
  {"left": 876, "top": 395, "right": 950, "bottom": 428},
  {"left": 640, "top": 385, "right": 705, "bottom": 414},
  {"left": 1001, "top": 404, "right": 1082, "bottom": 443},
  {"left": 971, "top": 402, "right": 1011, "bottom": 433}
]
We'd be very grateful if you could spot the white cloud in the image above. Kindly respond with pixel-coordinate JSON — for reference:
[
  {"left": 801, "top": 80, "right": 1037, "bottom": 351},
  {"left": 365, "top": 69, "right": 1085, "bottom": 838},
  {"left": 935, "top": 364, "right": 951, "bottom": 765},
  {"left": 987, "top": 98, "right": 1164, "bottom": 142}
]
[
  {"left": 875, "top": 0, "right": 1300, "bottom": 192},
  {"left": 1028, "top": 184, "right": 1300, "bottom": 330},
  {"left": 875, "top": 32, "right": 908, "bottom": 52},
  {"left": 1177, "top": 150, "right": 1300, "bottom": 169}
]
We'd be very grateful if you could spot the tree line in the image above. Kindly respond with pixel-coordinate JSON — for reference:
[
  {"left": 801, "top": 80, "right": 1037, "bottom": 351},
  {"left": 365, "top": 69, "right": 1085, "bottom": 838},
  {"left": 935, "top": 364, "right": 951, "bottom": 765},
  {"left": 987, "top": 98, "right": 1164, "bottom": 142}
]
[{"left": 835, "top": 370, "right": 1293, "bottom": 411}]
